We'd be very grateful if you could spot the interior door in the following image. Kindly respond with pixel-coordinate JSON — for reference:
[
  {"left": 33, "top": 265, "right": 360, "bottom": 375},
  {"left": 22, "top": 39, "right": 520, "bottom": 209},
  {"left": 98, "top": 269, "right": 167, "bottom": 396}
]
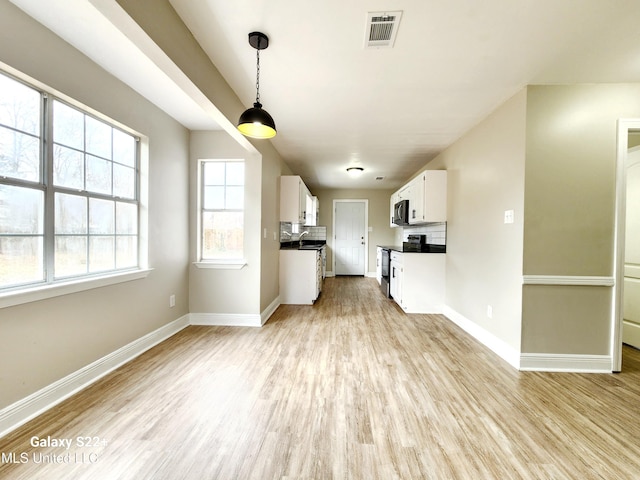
[
  {"left": 623, "top": 147, "right": 640, "bottom": 348},
  {"left": 334, "top": 201, "right": 366, "bottom": 275}
]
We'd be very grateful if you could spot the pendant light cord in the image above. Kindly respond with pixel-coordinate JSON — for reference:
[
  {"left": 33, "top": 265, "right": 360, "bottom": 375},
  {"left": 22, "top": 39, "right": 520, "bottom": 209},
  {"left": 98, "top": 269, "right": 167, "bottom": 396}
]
[{"left": 255, "top": 45, "right": 261, "bottom": 104}]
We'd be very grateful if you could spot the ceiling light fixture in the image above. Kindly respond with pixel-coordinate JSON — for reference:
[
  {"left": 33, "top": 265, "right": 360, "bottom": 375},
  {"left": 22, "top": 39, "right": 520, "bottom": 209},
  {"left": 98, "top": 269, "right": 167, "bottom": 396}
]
[
  {"left": 347, "top": 167, "right": 364, "bottom": 177},
  {"left": 237, "top": 32, "right": 276, "bottom": 139}
]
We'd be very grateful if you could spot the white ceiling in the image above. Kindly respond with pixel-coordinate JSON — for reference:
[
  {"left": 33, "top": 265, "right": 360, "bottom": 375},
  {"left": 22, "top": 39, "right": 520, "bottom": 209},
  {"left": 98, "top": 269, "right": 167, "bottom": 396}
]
[{"left": 10, "top": 0, "right": 640, "bottom": 190}]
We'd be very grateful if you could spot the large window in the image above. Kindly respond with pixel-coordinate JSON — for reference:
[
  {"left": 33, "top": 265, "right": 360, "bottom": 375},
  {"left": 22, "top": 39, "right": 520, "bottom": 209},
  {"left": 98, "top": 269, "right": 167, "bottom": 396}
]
[
  {"left": 199, "top": 160, "right": 244, "bottom": 261},
  {"left": 0, "top": 71, "right": 140, "bottom": 292}
]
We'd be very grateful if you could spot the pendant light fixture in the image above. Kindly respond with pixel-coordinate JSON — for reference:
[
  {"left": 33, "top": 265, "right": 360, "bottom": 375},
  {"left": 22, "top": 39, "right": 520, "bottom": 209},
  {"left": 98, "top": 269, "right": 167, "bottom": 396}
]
[{"left": 237, "top": 32, "right": 277, "bottom": 139}]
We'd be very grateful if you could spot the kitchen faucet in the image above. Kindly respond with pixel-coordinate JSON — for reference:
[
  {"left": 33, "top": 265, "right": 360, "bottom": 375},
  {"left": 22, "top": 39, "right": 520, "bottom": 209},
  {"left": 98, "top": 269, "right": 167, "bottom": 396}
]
[{"left": 299, "top": 230, "right": 309, "bottom": 247}]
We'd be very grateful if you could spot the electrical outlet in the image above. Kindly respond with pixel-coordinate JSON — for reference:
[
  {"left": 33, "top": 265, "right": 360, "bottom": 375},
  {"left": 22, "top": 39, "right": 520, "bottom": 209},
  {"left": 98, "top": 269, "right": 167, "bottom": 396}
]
[
  {"left": 169, "top": 294, "right": 176, "bottom": 308},
  {"left": 487, "top": 305, "right": 493, "bottom": 318}
]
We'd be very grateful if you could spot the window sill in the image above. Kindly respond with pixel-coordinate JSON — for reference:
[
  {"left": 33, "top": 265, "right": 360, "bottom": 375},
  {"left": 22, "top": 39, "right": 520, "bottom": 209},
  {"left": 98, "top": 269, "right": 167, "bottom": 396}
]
[
  {"left": 193, "top": 260, "right": 247, "bottom": 270},
  {"left": 0, "top": 269, "right": 153, "bottom": 309}
]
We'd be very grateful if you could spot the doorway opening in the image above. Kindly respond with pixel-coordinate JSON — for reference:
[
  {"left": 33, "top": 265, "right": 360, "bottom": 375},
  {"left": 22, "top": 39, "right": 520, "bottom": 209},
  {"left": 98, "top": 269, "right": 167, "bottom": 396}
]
[{"left": 612, "top": 121, "right": 640, "bottom": 371}]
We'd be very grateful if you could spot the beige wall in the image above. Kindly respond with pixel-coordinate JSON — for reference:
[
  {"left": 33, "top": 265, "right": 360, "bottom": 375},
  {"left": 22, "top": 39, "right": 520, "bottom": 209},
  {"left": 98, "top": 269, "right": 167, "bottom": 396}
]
[
  {"left": 188, "top": 132, "right": 261, "bottom": 315},
  {"left": 313, "top": 189, "right": 396, "bottom": 274},
  {"left": 426, "top": 89, "right": 527, "bottom": 352},
  {"left": 521, "top": 84, "right": 640, "bottom": 354},
  {"left": 118, "top": 0, "right": 290, "bottom": 316},
  {"left": 0, "top": 2, "right": 190, "bottom": 408}
]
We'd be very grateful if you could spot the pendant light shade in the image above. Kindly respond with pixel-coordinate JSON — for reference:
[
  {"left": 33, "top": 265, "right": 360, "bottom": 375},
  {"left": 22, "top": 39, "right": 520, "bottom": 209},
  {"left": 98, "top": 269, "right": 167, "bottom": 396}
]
[
  {"left": 238, "top": 32, "right": 277, "bottom": 139},
  {"left": 237, "top": 102, "right": 276, "bottom": 139}
]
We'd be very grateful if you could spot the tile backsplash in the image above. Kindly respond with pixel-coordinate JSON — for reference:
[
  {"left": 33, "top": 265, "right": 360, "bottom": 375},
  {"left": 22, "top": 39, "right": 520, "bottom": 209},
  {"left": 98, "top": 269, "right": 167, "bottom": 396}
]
[
  {"left": 402, "top": 222, "right": 447, "bottom": 245},
  {"left": 280, "top": 222, "right": 327, "bottom": 242}
]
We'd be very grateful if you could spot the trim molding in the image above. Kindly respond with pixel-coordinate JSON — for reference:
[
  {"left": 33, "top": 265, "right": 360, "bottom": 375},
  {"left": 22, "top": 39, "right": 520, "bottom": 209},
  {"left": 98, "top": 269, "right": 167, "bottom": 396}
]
[
  {"left": 442, "top": 306, "right": 614, "bottom": 373},
  {"left": 0, "top": 315, "right": 190, "bottom": 439},
  {"left": 522, "top": 275, "right": 615, "bottom": 286},
  {"left": 261, "top": 296, "right": 281, "bottom": 326},
  {"left": 441, "top": 306, "right": 521, "bottom": 369},
  {"left": 519, "top": 353, "right": 612, "bottom": 373},
  {"left": 190, "top": 312, "right": 262, "bottom": 327}
]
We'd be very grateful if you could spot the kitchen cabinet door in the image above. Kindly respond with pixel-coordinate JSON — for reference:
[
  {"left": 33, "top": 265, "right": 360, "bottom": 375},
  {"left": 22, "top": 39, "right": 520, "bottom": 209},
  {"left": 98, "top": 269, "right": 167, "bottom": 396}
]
[
  {"left": 280, "top": 249, "right": 321, "bottom": 304},
  {"left": 280, "top": 175, "right": 313, "bottom": 224}
]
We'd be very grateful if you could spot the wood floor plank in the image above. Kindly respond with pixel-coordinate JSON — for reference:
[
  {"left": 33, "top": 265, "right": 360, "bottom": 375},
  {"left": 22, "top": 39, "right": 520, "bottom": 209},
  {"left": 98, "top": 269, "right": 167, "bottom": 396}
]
[{"left": 2, "top": 276, "right": 640, "bottom": 479}]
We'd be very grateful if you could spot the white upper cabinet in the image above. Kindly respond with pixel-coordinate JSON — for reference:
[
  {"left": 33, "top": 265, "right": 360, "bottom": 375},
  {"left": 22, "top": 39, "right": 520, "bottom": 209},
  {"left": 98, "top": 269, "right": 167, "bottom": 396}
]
[
  {"left": 281, "top": 175, "right": 315, "bottom": 224},
  {"left": 409, "top": 170, "right": 447, "bottom": 224}
]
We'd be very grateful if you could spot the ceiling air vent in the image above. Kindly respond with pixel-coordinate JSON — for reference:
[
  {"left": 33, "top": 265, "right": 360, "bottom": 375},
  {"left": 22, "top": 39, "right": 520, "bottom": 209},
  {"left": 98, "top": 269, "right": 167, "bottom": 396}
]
[{"left": 365, "top": 11, "right": 402, "bottom": 49}]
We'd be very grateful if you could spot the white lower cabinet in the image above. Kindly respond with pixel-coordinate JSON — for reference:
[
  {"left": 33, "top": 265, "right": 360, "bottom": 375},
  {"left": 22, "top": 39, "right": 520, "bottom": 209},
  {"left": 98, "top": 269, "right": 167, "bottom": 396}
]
[
  {"left": 390, "top": 251, "right": 445, "bottom": 313},
  {"left": 280, "top": 249, "right": 323, "bottom": 305}
]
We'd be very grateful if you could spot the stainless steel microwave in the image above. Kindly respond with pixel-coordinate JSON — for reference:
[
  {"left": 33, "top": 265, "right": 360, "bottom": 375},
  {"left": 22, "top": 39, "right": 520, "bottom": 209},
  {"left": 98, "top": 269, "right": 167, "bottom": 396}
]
[{"left": 392, "top": 199, "right": 409, "bottom": 226}]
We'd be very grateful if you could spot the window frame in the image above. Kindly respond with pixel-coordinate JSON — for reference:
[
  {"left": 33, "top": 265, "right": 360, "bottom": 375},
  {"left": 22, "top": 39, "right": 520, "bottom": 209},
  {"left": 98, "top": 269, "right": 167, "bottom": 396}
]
[
  {"left": 194, "top": 158, "right": 246, "bottom": 270},
  {"left": 0, "top": 68, "right": 150, "bottom": 308}
]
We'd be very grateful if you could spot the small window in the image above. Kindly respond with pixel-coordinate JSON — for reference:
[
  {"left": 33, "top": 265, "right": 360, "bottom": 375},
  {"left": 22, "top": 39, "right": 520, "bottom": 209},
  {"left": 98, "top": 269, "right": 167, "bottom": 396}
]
[{"left": 199, "top": 160, "right": 244, "bottom": 260}]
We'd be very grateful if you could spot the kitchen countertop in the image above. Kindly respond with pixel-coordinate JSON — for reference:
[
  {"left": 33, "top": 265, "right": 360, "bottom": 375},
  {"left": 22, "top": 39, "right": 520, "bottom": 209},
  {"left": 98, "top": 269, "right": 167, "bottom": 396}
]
[
  {"left": 280, "top": 241, "right": 326, "bottom": 251},
  {"left": 378, "top": 244, "right": 446, "bottom": 253}
]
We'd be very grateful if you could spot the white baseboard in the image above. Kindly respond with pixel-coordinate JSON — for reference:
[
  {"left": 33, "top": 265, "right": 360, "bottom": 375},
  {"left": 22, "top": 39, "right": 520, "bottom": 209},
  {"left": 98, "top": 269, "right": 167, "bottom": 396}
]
[
  {"left": 442, "top": 306, "right": 521, "bottom": 369},
  {"left": 519, "top": 353, "right": 612, "bottom": 373},
  {"left": 442, "top": 306, "right": 613, "bottom": 372},
  {"left": 623, "top": 320, "right": 640, "bottom": 348},
  {"left": 0, "top": 315, "right": 190, "bottom": 439},
  {"left": 189, "top": 312, "right": 262, "bottom": 327},
  {"left": 261, "top": 296, "right": 280, "bottom": 326}
]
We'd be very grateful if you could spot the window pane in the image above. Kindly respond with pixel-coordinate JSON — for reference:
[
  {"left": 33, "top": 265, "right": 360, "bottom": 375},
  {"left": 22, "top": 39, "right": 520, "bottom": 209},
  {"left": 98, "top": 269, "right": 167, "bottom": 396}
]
[
  {"left": 116, "top": 236, "right": 137, "bottom": 269},
  {"left": 0, "top": 74, "right": 40, "bottom": 135},
  {"left": 113, "top": 129, "right": 135, "bottom": 167},
  {"left": 113, "top": 163, "right": 135, "bottom": 199},
  {"left": 226, "top": 186, "right": 244, "bottom": 209},
  {"left": 0, "top": 184, "right": 43, "bottom": 234},
  {"left": 204, "top": 186, "right": 224, "bottom": 209},
  {"left": 55, "top": 236, "right": 87, "bottom": 278},
  {"left": 202, "top": 211, "right": 243, "bottom": 259},
  {"left": 0, "top": 126, "right": 40, "bottom": 182},
  {"left": 0, "top": 236, "right": 44, "bottom": 287},
  {"left": 55, "top": 193, "right": 87, "bottom": 234},
  {"left": 86, "top": 154, "right": 112, "bottom": 195},
  {"left": 226, "top": 162, "right": 244, "bottom": 185},
  {"left": 116, "top": 202, "right": 137, "bottom": 234},
  {"left": 53, "top": 144, "right": 84, "bottom": 189},
  {"left": 89, "top": 236, "right": 114, "bottom": 272},
  {"left": 203, "top": 162, "right": 224, "bottom": 185},
  {"left": 89, "top": 198, "right": 114, "bottom": 234},
  {"left": 85, "top": 115, "right": 111, "bottom": 159},
  {"left": 53, "top": 101, "right": 83, "bottom": 150}
]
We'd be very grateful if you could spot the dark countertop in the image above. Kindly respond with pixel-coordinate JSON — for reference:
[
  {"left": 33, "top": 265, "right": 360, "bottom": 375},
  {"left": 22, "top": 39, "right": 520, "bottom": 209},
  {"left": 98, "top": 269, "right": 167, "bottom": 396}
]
[
  {"left": 378, "top": 244, "right": 446, "bottom": 253},
  {"left": 280, "top": 241, "right": 326, "bottom": 251},
  {"left": 378, "top": 245, "right": 403, "bottom": 252}
]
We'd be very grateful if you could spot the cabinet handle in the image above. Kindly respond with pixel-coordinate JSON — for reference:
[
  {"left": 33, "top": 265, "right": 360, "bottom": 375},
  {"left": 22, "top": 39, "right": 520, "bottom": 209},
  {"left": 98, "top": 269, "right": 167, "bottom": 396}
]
[{"left": 392, "top": 266, "right": 395, "bottom": 278}]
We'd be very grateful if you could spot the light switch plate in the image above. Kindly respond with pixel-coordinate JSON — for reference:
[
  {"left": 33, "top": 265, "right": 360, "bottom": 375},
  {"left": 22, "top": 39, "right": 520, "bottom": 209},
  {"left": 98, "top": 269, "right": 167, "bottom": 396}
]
[{"left": 504, "top": 210, "right": 514, "bottom": 224}]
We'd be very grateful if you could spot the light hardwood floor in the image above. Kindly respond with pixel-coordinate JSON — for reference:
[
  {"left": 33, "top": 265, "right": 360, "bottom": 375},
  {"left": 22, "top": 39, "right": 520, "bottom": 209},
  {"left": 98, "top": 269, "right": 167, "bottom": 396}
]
[{"left": 2, "top": 276, "right": 640, "bottom": 479}]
